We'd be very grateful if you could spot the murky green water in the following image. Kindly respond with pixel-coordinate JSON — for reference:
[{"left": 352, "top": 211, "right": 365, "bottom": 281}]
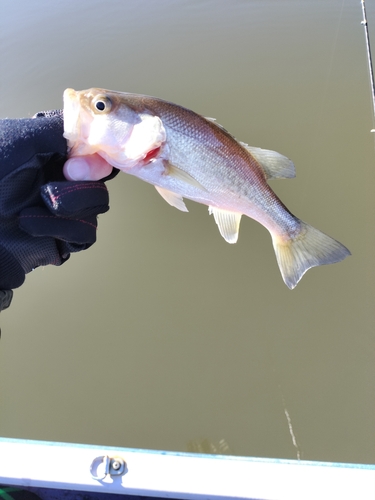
[{"left": 0, "top": 0, "right": 374, "bottom": 464}]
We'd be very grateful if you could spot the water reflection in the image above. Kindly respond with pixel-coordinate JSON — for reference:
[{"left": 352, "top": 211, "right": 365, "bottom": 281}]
[{"left": 186, "top": 438, "right": 232, "bottom": 455}]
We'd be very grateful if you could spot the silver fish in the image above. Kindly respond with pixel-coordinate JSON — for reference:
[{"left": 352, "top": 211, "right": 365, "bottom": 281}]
[{"left": 63, "top": 88, "right": 350, "bottom": 289}]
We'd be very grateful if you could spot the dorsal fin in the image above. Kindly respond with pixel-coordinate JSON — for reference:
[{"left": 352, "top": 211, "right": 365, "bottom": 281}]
[
  {"left": 240, "top": 143, "right": 296, "bottom": 180},
  {"left": 205, "top": 117, "right": 295, "bottom": 180},
  {"left": 204, "top": 116, "right": 230, "bottom": 133}
]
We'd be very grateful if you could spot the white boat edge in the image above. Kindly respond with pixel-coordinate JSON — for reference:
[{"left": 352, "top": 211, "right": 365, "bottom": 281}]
[{"left": 0, "top": 437, "right": 374, "bottom": 500}]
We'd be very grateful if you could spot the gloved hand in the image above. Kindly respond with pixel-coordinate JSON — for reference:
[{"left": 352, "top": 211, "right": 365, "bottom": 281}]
[{"left": 0, "top": 110, "right": 117, "bottom": 311}]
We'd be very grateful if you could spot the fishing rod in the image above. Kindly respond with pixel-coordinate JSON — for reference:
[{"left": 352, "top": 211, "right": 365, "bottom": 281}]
[{"left": 361, "top": 0, "right": 375, "bottom": 132}]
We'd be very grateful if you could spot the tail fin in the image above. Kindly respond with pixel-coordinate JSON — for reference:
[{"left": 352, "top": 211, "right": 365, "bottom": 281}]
[{"left": 272, "top": 221, "right": 351, "bottom": 289}]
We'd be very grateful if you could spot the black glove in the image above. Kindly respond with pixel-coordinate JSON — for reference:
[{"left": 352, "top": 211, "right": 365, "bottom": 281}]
[{"left": 0, "top": 110, "right": 117, "bottom": 310}]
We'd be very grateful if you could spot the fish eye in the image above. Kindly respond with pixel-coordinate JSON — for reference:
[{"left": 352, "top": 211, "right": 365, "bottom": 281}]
[
  {"left": 96, "top": 101, "right": 106, "bottom": 111},
  {"left": 92, "top": 95, "right": 112, "bottom": 113}
]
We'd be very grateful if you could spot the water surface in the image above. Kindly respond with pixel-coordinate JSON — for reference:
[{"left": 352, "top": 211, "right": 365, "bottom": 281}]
[{"left": 0, "top": 0, "right": 374, "bottom": 464}]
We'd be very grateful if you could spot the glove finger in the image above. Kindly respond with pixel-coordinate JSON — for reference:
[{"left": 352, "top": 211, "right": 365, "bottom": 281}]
[
  {"left": 19, "top": 207, "right": 98, "bottom": 245},
  {"left": 0, "top": 290, "right": 13, "bottom": 311},
  {"left": 57, "top": 240, "right": 93, "bottom": 257},
  {"left": 41, "top": 181, "right": 109, "bottom": 218},
  {"left": 102, "top": 166, "right": 120, "bottom": 181},
  {"left": 0, "top": 244, "right": 25, "bottom": 289}
]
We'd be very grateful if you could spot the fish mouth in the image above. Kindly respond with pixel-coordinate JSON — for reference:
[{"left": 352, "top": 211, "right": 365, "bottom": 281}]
[{"left": 63, "top": 88, "right": 81, "bottom": 147}]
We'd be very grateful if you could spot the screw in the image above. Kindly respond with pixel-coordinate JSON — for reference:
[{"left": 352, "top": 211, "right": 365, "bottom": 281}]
[{"left": 112, "top": 460, "right": 121, "bottom": 470}]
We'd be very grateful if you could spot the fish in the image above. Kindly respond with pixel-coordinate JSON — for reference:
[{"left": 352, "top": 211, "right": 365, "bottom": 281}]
[{"left": 63, "top": 87, "right": 350, "bottom": 289}]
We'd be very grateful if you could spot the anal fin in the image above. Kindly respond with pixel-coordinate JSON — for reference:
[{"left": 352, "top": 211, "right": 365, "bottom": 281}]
[
  {"left": 209, "top": 206, "right": 242, "bottom": 244},
  {"left": 155, "top": 186, "right": 188, "bottom": 212}
]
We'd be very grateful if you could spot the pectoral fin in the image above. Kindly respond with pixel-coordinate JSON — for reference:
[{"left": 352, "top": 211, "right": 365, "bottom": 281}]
[
  {"left": 164, "top": 161, "right": 207, "bottom": 191},
  {"left": 209, "top": 207, "right": 242, "bottom": 244},
  {"left": 240, "top": 143, "right": 295, "bottom": 179},
  {"left": 155, "top": 186, "right": 188, "bottom": 212}
]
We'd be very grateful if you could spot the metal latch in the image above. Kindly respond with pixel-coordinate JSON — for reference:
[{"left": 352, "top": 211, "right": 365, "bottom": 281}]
[{"left": 90, "top": 455, "right": 126, "bottom": 481}]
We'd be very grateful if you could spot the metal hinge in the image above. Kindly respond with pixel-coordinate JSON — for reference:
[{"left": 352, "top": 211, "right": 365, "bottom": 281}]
[{"left": 90, "top": 455, "right": 127, "bottom": 481}]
